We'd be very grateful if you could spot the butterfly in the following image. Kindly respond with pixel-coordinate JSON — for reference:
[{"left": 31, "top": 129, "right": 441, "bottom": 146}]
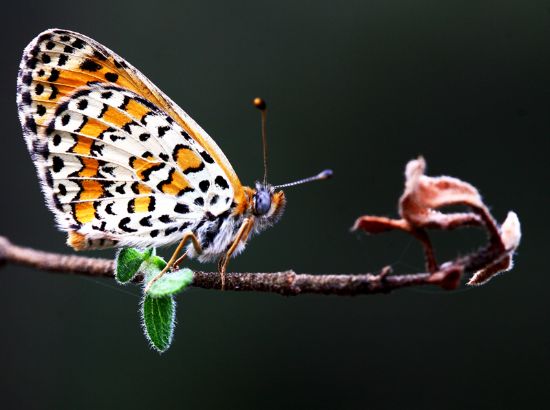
[{"left": 16, "top": 29, "right": 331, "bottom": 288}]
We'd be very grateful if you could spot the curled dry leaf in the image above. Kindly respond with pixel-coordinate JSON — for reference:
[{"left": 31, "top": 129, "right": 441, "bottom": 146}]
[
  {"left": 399, "top": 157, "right": 485, "bottom": 229},
  {"left": 468, "top": 211, "right": 521, "bottom": 286},
  {"left": 353, "top": 157, "right": 521, "bottom": 288}
]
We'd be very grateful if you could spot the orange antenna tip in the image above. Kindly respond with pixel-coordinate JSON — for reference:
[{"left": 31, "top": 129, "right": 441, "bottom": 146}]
[{"left": 253, "top": 97, "right": 266, "bottom": 110}]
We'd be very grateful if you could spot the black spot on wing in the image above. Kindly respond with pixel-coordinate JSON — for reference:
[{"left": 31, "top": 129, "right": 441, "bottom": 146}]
[
  {"left": 26, "top": 57, "right": 38, "bottom": 69},
  {"left": 165, "top": 226, "right": 178, "bottom": 236},
  {"left": 119, "top": 95, "right": 130, "bottom": 110},
  {"left": 57, "top": 54, "right": 68, "bottom": 66},
  {"left": 157, "top": 126, "right": 170, "bottom": 137},
  {"left": 115, "top": 184, "right": 125, "bottom": 194},
  {"left": 178, "top": 222, "right": 192, "bottom": 232},
  {"left": 180, "top": 130, "right": 193, "bottom": 142},
  {"left": 77, "top": 99, "right": 88, "bottom": 110},
  {"left": 119, "top": 217, "right": 137, "bottom": 233},
  {"left": 215, "top": 176, "right": 229, "bottom": 189},
  {"left": 122, "top": 120, "right": 138, "bottom": 134},
  {"left": 72, "top": 38, "right": 85, "bottom": 49},
  {"left": 80, "top": 59, "right": 102, "bottom": 72},
  {"left": 48, "top": 69, "right": 60, "bottom": 82},
  {"left": 118, "top": 60, "right": 128, "bottom": 68},
  {"left": 21, "top": 92, "right": 31, "bottom": 105},
  {"left": 109, "top": 134, "right": 125, "bottom": 142},
  {"left": 174, "top": 203, "right": 189, "bottom": 214},
  {"left": 22, "top": 73, "right": 32, "bottom": 86},
  {"left": 25, "top": 117, "right": 37, "bottom": 133},
  {"left": 199, "top": 180, "right": 210, "bottom": 193},
  {"left": 93, "top": 50, "right": 108, "bottom": 61},
  {"left": 49, "top": 84, "right": 59, "bottom": 100},
  {"left": 52, "top": 156, "right": 64, "bottom": 172},
  {"left": 148, "top": 196, "right": 156, "bottom": 212},
  {"left": 140, "top": 216, "right": 152, "bottom": 227},
  {"left": 105, "top": 72, "right": 118, "bottom": 82},
  {"left": 29, "top": 45, "right": 39, "bottom": 57},
  {"left": 200, "top": 151, "right": 214, "bottom": 164},
  {"left": 36, "top": 104, "right": 46, "bottom": 116},
  {"left": 45, "top": 171, "right": 54, "bottom": 189},
  {"left": 105, "top": 203, "right": 115, "bottom": 215}
]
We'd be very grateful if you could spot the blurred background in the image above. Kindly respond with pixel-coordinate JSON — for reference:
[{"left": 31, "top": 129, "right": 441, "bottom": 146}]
[{"left": 1, "top": 1, "right": 548, "bottom": 409}]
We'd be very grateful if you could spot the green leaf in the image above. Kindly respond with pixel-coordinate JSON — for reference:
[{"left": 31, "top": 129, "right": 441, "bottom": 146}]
[
  {"left": 142, "top": 294, "right": 175, "bottom": 353},
  {"left": 147, "top": 268, "right": 194, "bottom": 298},
  {"left": 115, "top": 248, "right": 146, "bottom": 283},
  {"left": 142, "top": 248, "right": 155, "bottom": 260},
  {"left": 149, "top": 255, "right": 167, "bottom": 271},
  {"left": 139, "top": 256, "right": 167, "bottom": 283}
]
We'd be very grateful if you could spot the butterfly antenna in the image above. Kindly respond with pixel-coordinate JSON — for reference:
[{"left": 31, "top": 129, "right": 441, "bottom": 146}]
[
  {"left": 274, "top": 169, "right": 333, "bottom": 189},
  {"left": 253, "top": 97, "right": 268, "bottom": 185}
]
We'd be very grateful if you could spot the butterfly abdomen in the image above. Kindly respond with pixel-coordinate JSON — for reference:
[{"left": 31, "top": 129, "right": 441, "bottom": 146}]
[{"left": 189, "top": 210, "right": 248, "bottom": 262}]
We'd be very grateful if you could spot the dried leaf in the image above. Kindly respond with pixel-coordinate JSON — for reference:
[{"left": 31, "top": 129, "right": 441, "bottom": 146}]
[
  {"left": 352, "top": 216, "right": 410, "bottom": 234},
  {"left": 468, "top": 212, "right": 522, "bottom": 286},
  {"left": 500, "top": 211, "right": 521, "bottom": 251},
  {"left": 399, "top": 157, "right": 484, "bottom": 228},
  {"left": 353, "top": 157, "right": 522, "bottom": 289}
]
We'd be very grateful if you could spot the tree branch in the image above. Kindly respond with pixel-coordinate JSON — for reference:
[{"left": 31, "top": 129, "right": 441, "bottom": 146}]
[{"left": 0, "top": 235, "right": 504, "bottom": 296}]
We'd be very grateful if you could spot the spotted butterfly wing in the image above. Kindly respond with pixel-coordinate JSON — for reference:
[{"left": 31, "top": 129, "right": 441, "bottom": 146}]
[{"left": 17, "top": 29, "right": 246, "bottom": 251}]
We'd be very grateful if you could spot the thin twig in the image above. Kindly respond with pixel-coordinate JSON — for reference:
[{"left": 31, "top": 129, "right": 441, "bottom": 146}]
[{"left": 0, "top": 235, "right": 501, "bottom": 296}]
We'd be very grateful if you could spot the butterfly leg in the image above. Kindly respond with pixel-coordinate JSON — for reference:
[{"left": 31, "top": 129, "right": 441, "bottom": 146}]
[
  {"left": 144, "top": 233, "right": 202, "bottom": 293},
  {"left": 173, "top": 251, "right": 189, "bottom": 270},
  {"left": 218, "top": 217, "right": 254, "bottom": 289}
]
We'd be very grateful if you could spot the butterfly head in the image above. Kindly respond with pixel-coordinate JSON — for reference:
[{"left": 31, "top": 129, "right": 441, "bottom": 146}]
[{"left": 251, "top": 182, "right": 286, "bottom": 224}]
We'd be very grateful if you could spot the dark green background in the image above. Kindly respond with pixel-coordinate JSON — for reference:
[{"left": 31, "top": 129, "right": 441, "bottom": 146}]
[{"left": 1, "top": 1, "right": 548, "bottom": 409}]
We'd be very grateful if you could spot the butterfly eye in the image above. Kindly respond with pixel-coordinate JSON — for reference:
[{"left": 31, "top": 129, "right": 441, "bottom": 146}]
[{"left": 253, "top": 190, "right": 272, "bottom": 216}]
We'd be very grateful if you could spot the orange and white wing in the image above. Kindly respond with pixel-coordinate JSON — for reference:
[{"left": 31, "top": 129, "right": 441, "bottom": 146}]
[{"left": 17, "top": 29, "right": 245, "bottom": 249}]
